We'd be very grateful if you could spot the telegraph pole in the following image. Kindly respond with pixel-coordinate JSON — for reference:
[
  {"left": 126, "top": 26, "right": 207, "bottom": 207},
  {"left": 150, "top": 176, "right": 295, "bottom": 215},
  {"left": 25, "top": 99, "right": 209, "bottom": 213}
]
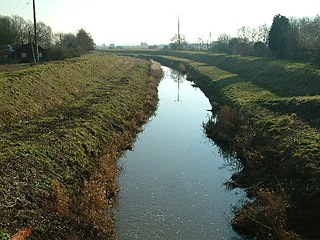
[
  {"left": 178, "top": 16, "right": 180, "bottom": 45},
  {"left": 207, "top": 32, "right": 211, "bottom": 51},
  {"left": 178, "top": 17, "right": 180, "bottom": 46},
  {"left": 33, "top": 0, "right": 39, "bottom": 64}
]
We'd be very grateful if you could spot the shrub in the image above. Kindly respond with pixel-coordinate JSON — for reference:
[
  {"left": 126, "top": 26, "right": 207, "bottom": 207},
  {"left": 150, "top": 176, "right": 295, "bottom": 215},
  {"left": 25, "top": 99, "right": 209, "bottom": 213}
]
[
  {"left": 232, "top": 188, "right": 300, "bottom": 239},
  {"left": 47, "top": 45, "right": 80, "bottom": 61}
]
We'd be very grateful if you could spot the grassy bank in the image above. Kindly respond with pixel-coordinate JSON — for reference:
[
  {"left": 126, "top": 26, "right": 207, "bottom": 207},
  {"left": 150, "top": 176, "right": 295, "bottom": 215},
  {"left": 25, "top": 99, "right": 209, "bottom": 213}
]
[
  {"left": 0, "top": 53, "right": 161, "bottom": 239},
  {"left": 109, "top": 49, "right": 320, "bottom": 239}
]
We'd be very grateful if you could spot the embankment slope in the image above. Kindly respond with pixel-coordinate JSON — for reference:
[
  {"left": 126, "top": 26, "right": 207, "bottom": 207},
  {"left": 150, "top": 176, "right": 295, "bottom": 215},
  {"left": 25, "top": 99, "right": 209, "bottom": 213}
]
[{"left": 0, "top": 53, "right": 161, "bottom": 239}]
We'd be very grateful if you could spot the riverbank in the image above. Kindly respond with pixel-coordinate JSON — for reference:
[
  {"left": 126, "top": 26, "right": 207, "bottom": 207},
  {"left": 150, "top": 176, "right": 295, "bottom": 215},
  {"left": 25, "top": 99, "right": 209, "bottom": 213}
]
[
  {"left": 0, "top": 53, "right": 161, "bottom": 239},
  {"left": 108, "top": 49, "right": 320, "bottom": 239}
]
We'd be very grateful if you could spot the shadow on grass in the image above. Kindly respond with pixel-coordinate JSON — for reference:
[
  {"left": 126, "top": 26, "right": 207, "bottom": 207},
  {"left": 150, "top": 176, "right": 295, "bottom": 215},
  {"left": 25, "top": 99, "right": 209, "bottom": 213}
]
[{"left": 260, "top": 97, "right": 320, "bottom": 130}]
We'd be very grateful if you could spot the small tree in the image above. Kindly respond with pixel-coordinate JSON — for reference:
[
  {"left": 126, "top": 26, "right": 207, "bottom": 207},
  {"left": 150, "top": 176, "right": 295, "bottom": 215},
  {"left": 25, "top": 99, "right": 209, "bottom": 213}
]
[
  {"left": 48, "top": 33, "right": 80, "bottom": 60},
  {"left": 9, "top": 15, "right": 31, "bottom": 44},
  {"left": 48, "top": 29, "right": 95, "bottom": 60},
  {"left": 268, "top": 14, "right": 291, "bottom": 57},
  {"left": 229, "top": 37, "right": 251, "bottom": 54},
  {"left": 76, "top": 28, "right": 95, "bottom": 53},
  {"left": 169, "top": 34, "right": 187, "bottom": 50},
  {"left": 35, "top": 22, "right": 53, "bottom": 48},
  {"left": 198, "top": 37, "right": 205, "bottom": 50},
  {"left": 213, "top": 34, "right": 231, "bottom": 53},
  {"left": 60, "top": 33, "right": 78, "bottom": 48},
  {"left": 0, "top": 16, "right": 15, "bottom": 46}
]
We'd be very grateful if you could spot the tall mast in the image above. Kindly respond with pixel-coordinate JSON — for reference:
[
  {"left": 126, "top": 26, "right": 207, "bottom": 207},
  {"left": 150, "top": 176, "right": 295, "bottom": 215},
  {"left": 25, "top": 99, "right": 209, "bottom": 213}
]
[
  {"left": 33, "top": 0, "right": 39, "bottom": 63},
  {"left": 178, "top": 17, "right": 181, "bottom": 46}
]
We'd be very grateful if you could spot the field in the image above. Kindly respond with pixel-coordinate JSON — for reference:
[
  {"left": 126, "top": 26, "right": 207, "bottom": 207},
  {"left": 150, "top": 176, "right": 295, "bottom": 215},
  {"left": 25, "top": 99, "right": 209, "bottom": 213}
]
[{"left": 0, "top": 53, "right": 161, "bottom": 239}]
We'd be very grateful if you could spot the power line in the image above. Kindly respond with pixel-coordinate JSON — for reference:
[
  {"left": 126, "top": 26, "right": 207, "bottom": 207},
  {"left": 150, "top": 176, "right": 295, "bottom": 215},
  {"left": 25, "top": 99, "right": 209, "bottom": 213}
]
[
  {"left": 41, "top": 0, "right": 79, "bottom": 10},
  {"left": 12, "top": 0, "right": 32, "bottom": 16},
  {"left": 11, "top": 0, "right": 25, "bottom": 14}
]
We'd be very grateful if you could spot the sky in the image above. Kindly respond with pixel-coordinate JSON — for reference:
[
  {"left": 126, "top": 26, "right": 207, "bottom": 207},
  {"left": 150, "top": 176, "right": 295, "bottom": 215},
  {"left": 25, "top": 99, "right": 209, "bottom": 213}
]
[{"left": 1, "top": 0, "right": 320, "bottom": 46}]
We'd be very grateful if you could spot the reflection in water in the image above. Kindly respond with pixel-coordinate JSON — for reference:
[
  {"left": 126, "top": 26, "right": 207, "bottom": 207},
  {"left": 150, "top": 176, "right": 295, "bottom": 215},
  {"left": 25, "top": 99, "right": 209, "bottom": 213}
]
[
  {"left": 177, "top": 75, "right": 180, "bottom": 102},
  {"left": 169, "top": 69, "right": 184, "bottom": 102},
  {"left": 115, "top": 66, "right": 245, "bottom": 240}
]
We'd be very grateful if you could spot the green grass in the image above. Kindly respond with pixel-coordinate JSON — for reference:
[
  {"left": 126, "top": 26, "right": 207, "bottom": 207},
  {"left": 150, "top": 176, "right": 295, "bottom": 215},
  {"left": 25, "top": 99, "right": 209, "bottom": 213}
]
[{"left": 0, "top": 53, "right": 161, "bottom": 239}]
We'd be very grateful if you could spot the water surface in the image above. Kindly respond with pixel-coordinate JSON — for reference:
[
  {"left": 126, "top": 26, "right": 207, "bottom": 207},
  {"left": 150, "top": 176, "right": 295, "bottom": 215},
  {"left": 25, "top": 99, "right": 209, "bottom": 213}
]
[{"left": 115, "top": 67, "right": 244, "bottom": 239}]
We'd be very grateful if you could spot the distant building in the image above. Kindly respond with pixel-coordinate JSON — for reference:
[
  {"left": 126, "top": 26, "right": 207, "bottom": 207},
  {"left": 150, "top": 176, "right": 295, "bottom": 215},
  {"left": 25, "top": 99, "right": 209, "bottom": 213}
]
[
  {"left": 13, "top": 43, "right": 47, "bottom": 62},
  {"left": 0, "top": 43, "right": 47, "bottom": 62},
  {"left": 0, "top": 45, "right": 15, "bottom": 59}
]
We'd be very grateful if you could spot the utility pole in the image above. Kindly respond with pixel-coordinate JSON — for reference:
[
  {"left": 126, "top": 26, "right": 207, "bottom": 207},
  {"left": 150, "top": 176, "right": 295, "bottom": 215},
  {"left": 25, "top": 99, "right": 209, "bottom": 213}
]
[
  {"left": 207, "top": 32, "right": 211, "bottom": 51},
  {"left": 177, "top": 16, "right": 182, "bottom": 50},
  {"left": 177, "top": 17, "right": 181, "bottom": 47},
  {"left": 33, "top": 0, "right": 39, "bottom": 64}
]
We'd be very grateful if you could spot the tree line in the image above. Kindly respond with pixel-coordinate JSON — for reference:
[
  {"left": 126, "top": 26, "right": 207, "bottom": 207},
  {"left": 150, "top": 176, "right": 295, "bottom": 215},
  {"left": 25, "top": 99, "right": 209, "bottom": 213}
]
[
  {"left": 0, "top": 15, "right": 95, "bottom": 61},
  {"left": 268, "top": 14, "right": 320, "bottom": 61},
  {"left": 170, "top": 14, "right": 320, "bottom": 63}
]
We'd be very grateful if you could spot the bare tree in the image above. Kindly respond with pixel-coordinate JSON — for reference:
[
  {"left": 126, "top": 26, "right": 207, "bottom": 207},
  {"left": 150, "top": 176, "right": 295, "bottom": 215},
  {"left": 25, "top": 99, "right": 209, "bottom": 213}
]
[
  {"left": 238, "top": 26, "right": 268, "bottom": 43},
  {"left": 257, "top": 24, "right": 270, "bottom": 44},
  {"left": 10, "top": 15, "right": 30, "bottom": 44},
  {"left": 237, "top": 26, "right": 250, "bottom": 42},
  {"left": 197, "top": 37, "right": 205, "bottom": 50},
  {"left": 212, "top": 34, "right": 231, "bottom": 52},
  {"left": 0, "top": 15, "right": 53, "bottom": 47},
  {"left": 36, "top": 22, "right": 53, "bottom": 48}
]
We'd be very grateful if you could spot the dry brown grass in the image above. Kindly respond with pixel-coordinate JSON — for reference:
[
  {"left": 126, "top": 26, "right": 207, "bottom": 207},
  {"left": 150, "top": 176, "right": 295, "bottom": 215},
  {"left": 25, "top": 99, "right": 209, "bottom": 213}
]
[
  {"left": 232, "top": 188, "right": 300, "bottom": 240},
  {"left": 205, "top": 105, "right": 301, "bottom": 239},
  {"left": 46, "top": 179, "right": 71, "bottom": 214}
]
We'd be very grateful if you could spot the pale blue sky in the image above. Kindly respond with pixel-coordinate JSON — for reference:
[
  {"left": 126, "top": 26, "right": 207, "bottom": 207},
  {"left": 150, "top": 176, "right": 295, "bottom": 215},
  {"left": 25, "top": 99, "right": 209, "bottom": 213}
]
[{"left": 1, "top": 0, "right": 320, "bottom": 45}]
